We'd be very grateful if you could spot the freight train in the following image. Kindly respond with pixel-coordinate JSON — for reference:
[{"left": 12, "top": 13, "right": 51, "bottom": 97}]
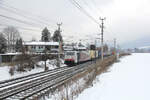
[{"left": 64, "top": 44, "right": 111, "bottom": 66}]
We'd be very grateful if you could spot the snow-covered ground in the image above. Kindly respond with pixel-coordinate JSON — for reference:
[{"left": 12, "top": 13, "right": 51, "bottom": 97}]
[
  {"left": 76, "top": 53, "right": 150, "bottom": 100},
  {"left": 0, "top": 65, "right": 44, "bottom": 81},
  {"left": 0, "top": 59, "right": 66, "bottom": 81}
]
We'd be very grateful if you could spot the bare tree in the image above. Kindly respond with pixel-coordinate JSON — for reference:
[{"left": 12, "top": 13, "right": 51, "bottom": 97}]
[{"left": 2, "top": 26, "right": 20, "bottom": 52}]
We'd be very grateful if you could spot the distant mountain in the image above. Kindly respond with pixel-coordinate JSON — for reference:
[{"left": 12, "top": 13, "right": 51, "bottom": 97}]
[
  {"left": 128, "top": 44, "right": 150, "bottom": 53},
  {"left": 122, "top": 36, "right": 150, "bottom": 49},
  {"left": 138, "top": 46, "right": 150, "bottom": 49}
]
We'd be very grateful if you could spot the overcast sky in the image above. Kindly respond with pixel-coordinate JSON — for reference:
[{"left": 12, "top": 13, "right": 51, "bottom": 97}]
[{"left": 0, "top": 0, "right": 150, "bottom": 48}]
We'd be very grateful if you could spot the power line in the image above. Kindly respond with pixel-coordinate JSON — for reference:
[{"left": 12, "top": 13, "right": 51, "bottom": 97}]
[
  {"left": 0, "top": 14, "right": 45, "bottom": 28},
  {"left": 1, "top": 2, "right": 57, "bottom": 26},
  {"left": 69, "top": 0, "right": 116, "bottom": 48},
  {"left": 0, "top": 5, "right": 54, "bottom": 28},
  {"left": 0, "top": 24, "right": 42, "bottom": 32},
  {"left": 84, "top": 0, "right": 116, "bottom": 43},
  {"left": 68, "top": 0, "right": 100, "bottom": 25},
  {"left": 0, "top": 2, "right": 74, "bottom": 34},
  {"left": 72, "top": 0, "right": 99, "bottom": 24},
  {"left": 89, "top": 0, "right": 104, "bottom": 15},
  {"left": 81, "top": 0, "right": 102, "bottom": 17},
  {"left": 80, "top": 0, "right": 93, "bottom": 11},
  {"left": 2, "top": 1, "right": 98, "bottom": 36}
]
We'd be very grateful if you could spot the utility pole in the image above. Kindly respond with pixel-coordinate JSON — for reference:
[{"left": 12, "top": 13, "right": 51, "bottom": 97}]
[
  {"left": 114, "top": 38, "right": 116, "bottom": 55},
  {"left": 95, "top": 39, "right": 97, "bottom": 63},
  {"left": 100, "top": 17, "right": 106, "bottom": 60},
  {"left": 57, "top": 23, "right": 62, "bottom": 32},
  {"left": 44, "top": 48, "right": 47, "bottom": 71},
  {"left": 57, "top": 23, "right": 62, "bottom": 67}
]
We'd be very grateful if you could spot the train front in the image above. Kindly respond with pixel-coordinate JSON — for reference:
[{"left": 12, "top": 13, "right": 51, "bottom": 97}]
[{"left": 64, "top": 51, "right": 77, "bottom": 66}]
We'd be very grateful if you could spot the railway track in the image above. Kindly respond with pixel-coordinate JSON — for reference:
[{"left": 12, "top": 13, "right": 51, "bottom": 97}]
[
  {"left": 0, "top": 61, "right": 93, "bottom": 100},
  {"left": 0, "top": 66, "right": 70, "bottom": 90}
]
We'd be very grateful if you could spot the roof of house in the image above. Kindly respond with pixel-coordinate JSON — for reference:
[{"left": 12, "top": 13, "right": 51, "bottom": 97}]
[
  {"left": 0, "top": 52, "right": 22, "bottom": 56},
  {"left": 23, "top": 41, "right": 59, "bottom": 46}
]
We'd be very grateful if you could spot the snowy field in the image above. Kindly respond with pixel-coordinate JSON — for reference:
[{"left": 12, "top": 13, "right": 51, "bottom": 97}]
[{"left": 76, "top": 53, "right": 150, "bottom": 100}]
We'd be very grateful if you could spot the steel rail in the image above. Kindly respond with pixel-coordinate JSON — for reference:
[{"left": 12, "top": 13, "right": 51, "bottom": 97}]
[
  {"left": 0, "top": 66, "right": 68, "bottom": 89},
  {"left": 0, "top": 59, "right": 102, "bottom": 99},
  {"left": 0, "top": 67, "right": 73, "bottom": 94},
  {"left": 0, "top": 63, "right": 90, "bottom": 99},
  {"left": 21, "top": 62, "right": 92, "bottom": 99}
]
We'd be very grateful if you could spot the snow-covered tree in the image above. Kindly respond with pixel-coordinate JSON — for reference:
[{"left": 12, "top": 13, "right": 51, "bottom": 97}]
[
  {"left": 41, "top": 27, "right": 51, "bottom": 42},
  {"left": 2, "top": 26, "right": 20, "bottom": 52},
  {"left": 0, "top": 33, "right": 7, "bottom": 53},
  {"left": 52, "top": 30, "right": 63, "bottom": 42}
]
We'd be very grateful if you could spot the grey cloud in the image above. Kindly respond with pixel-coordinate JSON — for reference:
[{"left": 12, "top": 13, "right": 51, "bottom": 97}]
[{"left": 0, "top": 0, "right": 150, "bottom": 48}]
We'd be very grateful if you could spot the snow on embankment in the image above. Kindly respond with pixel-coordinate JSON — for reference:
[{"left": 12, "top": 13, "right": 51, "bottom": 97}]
[
  {"left": 46, "top": 55, "right": 117, "bottom": 100},
  {"left": 37, "top": 59, "right": 66, "bottom": 70},
  {"left": 76, "top": 53, "right": 150, "bottom": 100},
  {"left": 0, "top": 59, "right": 66, "bottom": 81}
]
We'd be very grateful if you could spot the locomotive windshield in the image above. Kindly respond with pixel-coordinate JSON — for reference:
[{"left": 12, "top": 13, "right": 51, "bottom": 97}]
[{"left": 66, "top": 52, "right": 74, "bottom": 55}]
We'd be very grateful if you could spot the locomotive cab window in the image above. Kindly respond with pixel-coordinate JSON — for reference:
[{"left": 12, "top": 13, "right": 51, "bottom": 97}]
[{"left": 66, "top": 52, "right": 75, "bottom": 55}]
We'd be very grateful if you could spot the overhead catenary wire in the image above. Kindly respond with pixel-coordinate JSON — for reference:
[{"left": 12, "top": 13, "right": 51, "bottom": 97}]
[
  {"left": 89, "top": 0, "right": 104, "bottom": 15},
  {"left": 0, "top": 1, "right": 58, "bottom": 34},
  {"left": 2, "top": 0, "right": 101, "bottom": 37},
  {"left": 1, "top": 2, "right": 57, "bottom": 26},
  {"left": 0, "top": 1, "right": 75, "bottom": 35},
  {"left": 68, "top": 0, "right": 100, "bottom": 25},
  {"left": 0, "top": 5, "right": 55, "bottom": 28},
  {"left": 80, "top": 0, "right": 116, "bottom": 45},
  {"left": 0, "top": 0, "right": 109, "bottom": 41},
  {"left": 0, "top": 24, "right": 42, "bottom": 32},
  {"left": 82, "top": 0, "right": 116, "bottom": 45},
  {"left": 0, "top": 14, "right": 47, "bottom": 28},
  {"left": 67, "top": 0, "right": 106, "bottom": 43},
  {"left": 80, "top": 0, "right": 102, "bottom": 17}
]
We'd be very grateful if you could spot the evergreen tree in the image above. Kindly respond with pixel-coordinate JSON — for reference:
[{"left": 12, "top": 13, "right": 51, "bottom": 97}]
[
  {"left": 41, "top": 27, "right": 51, "bottom": 42},
  {"left": 15, "top": 38, "right": 23, "bottom": 52},
  {"left": 15, "top": 39, "right": 19, "bottom": 52},
  {"left": 52, "top": 30, "right": 63, "bottom": 42},
  {"left": 0, "top": 33, "right": 7, "bottom": 53}
]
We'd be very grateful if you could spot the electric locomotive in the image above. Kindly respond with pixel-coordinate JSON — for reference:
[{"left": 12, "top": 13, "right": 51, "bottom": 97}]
[{"left": 64, "top": 44, "right": 98, "bottom": 66}]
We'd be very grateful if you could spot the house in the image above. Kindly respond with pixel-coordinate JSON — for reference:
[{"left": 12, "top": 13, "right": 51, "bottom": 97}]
[
  {"left": 0, "top": 42, "right": 60, "bottom": 63},
  {"left": 23, "top": 41, "right": 59, "bottom": 53}
]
